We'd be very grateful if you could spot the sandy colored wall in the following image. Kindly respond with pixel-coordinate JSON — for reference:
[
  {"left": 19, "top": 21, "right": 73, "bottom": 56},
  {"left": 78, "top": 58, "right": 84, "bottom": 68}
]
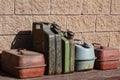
[{"left": 0, "top": 0, "right": 120, "bottom": 51}]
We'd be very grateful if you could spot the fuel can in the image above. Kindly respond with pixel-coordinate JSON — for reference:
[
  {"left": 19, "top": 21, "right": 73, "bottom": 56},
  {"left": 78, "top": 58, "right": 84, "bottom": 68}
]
[{"left": 1, "top": 49, "right": 46, "bottom": 78}]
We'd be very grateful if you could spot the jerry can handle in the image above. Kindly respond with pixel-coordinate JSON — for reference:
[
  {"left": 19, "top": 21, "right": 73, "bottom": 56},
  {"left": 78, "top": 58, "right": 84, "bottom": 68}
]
[
  {"left": 83, "top": 41, "right": 93, "bottom": 48},
  {"left": 33, "top": 22, "right": 50, "bottom": 30},
  {"left": 92, "top": 43, "right": 101, "bottom": 46},
  {"left": 50, "top": 22, "right": 61, "bottom": 33},
  {"left": 33, "top": 22, "right": 41, "bottom": 30},
  {"left": 92, "top": 43, "right": 101, "bottom": 49},
  {"left": 74, "top": 39, "right": 82, "bottom": 44},
  {"left": 64, "top": 30, "right": 74, "bottom": 39},
  {"left": 92, "top": 43, "right": 107, "bottom": 49}
]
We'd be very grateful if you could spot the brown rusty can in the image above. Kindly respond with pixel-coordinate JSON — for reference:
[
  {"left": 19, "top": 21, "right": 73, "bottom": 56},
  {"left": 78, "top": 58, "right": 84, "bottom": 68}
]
[
  {"left": 32, "top": 22, "right": 62, "bottom": 75},
  {"left": 94, "top": 44, "right": 119, "bottom": 70},
  {"left": 1, "top": 49, "right": 46, "bottom": 78}
]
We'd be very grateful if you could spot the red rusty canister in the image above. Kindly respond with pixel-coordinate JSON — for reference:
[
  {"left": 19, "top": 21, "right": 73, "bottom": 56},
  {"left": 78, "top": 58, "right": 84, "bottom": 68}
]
[
  {"left": 95, "top": 60, "right": 119, "bottom": 70},
  {"left": 93, "top": 43, "right": 119, "bottom": 70},
  {"left": 95, "top": 46, "right": 119, "bottom": 61},
  {"left": 1, "top": 49, "right": 46, "bottom": 78}
]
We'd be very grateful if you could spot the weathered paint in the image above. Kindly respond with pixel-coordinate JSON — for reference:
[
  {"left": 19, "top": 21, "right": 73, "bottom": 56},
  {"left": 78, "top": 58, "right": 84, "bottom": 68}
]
[
  {"left": 95, "top": 47, "right": 119, "bottom": 61},
  {"left": 43, "top": 28, "right": 56, "bottom": 75},
  {"left": 55, "top": 35, "right": 62, "bottom": 74},
  {"left": 32, "top": 22, "right": 62, "bottom": 75},
  {"left": 62, "top": 37, "right": 70, "bottom": 73},
  {"left": 69, "top": 40, "right": 75, "bottom": 72},
  {"left": 63, "top": 30, "right": 75, "bottom": 73},
  {"left": 1, "top": 50, "right": 45, "bottom": 79},
  {"left": 75, "top": 60, "right": 95, "bottom": 71},
  {"left": 75, "top": 41, "right": 95, "bottom": 60},
  {"left": 94, "top": 60, "right": 119, "bottom": 70},
  {"left": 75, "top": 41, "right": 96, "bottom": 71},
  {"left": 94, "top": 45, "right": 119, "bottom": 70}
]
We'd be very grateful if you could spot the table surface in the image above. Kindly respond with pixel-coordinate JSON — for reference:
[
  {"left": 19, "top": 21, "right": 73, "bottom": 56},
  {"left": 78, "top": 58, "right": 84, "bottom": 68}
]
[{"left": 0, "top": 69, "right": 120, "bottom": 80}]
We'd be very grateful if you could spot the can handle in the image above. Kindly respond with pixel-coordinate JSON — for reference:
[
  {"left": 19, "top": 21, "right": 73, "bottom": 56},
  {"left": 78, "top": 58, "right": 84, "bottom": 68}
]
[
  {"left": 64, "top": 30, "right": 75, "bottom": 39},
  {"left": 92, "top": 43, "right": 107, "bottom": 49},
  {"left": 33, "top": 22, "right": 41, "bottom": 30},
  {"left": 74, "top": 39, "right": 82, "bottom": 44},
  {"left": 50, "top": 22, "right": 61, "bottom": 33},
  {"left": 15, "top": 64, "right": 46, "bottom": 69},
  {"left": 83, "top": 41, "right": 93, "bottom": 48},
  {"left": 92, "top": 43, "right": 101, "bottom": 46}
]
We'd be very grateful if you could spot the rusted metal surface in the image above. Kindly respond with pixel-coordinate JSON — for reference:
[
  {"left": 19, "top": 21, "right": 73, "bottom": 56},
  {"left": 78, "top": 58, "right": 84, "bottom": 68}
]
[
  {"left": 94, "top": 60, "right": 119, "bottom": 70},
  {"left": 95, "top": 48, "right": 119, "bottom": 61},
  {"left": 32, "top": 22, "right": 62, "bottom": 75},
  {"left": 75, "top": 60, "right": 95, "bottom": 71},
  {"left": 54, "top": 34, "right": 62, "bottom": 74},
  {"left": 1, "top": 49, "right": 45, "bottom": 78},
  {"left": 44, "top": 28, "right": 56, "bottom": 75},
  {"left": 50, "top": 24, "right": 62, "bottom": 74},
  {"left": 69, "top": 40, "right": 75, "bottom": 72},
  {"left": 32, "top": 22, "right": 45, "bottom": 53},
  {"left": 62, "top": 37, "right": 70, "bottom": 73},
  {"left": 94, "top": 44, "right": 119, "bottom": 70},
  {"left": 63, "top": 30, "right": 75, "bottom": 73}
]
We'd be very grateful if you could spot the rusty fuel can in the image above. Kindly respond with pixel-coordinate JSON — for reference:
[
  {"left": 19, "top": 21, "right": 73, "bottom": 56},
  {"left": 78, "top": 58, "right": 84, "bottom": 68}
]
[
  {"left": 93, "top": 43, "right": 119, "bottom": 70},
  {"left": 64, "top": 30, "right": 75, "bottom": 73},
  {"left": 50, "top": 23, "right": 62, "bottom": 74},
  {"left": 50, "top": 26, "right": 70, "bottom": 73},
  {"left": 32, "top": 22, "right": 62, "bottom": 75},
  {"left": 1, "top": 49, "right": 46, "bottom": 79},
  {"left": 75, "top": 41, "right": 96, "bottom": 71},
  {"left": 61, "top": 37, "right": 70, "bottom": 73},
  {"left": 51, "top": 25, "right": 75, "bottom": 73}
]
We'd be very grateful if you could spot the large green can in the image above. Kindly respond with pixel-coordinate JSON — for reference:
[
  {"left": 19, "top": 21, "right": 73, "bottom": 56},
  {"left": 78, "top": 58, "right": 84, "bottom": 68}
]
[
  {"left": 51, "top": 27, "right": 75, "bottom": 73},
  {"left": 69, "top": 40, "right": 75, "bottom": 72},
  {"left": 62, "top": 37, "right": 70, "bottom": 73},
  {"left": 65, "top": 31, "right": 75, "bottom": 73}
]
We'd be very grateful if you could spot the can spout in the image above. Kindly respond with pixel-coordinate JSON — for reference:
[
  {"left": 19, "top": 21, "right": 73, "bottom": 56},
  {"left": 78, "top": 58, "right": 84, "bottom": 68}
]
[
  {"left": 17, "top": 48, "right": 26, "bottom": 55},
  {"left": 83, "top": 41, "right": 93, "bottom": 48}
]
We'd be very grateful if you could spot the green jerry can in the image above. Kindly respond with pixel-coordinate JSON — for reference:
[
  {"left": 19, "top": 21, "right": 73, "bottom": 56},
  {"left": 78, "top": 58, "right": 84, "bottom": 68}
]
[
  {"left": 49, "top": 23, "right": 62, "bottom": 74},
  {"left": 32, "top": 22, "right": 62, "bottom": 75},
  {"left": 62, "top": 36, "right": 70, "bottom": 73},
  {"left": 50, "top": 24, "right": 70, "bottom": 73},
  {"left": 64, "top": 30, "right": 75, "bottom": 72},
  {"left": 51, "top": 25, "right": 75, "bottom": 73}
]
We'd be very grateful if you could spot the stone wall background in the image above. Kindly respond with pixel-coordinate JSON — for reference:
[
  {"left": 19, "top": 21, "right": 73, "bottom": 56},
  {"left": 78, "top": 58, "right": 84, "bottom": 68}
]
[{"left": 0, "top": 0, "right": 120, "bottom": 51}]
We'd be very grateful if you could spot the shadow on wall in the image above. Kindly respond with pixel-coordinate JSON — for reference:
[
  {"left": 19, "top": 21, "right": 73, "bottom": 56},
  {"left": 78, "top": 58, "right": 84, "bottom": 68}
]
[{"left": 11, "top": 31, "right": 33, "bottom": 50}]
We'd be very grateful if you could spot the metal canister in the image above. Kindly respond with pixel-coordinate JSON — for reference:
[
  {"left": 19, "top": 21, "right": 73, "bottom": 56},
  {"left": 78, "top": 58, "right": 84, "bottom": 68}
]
[
  {"left": 62, "top": 37, "right": 70, "bottom": 73},
  {"left": 50, "top": 23, "right": 62, "bottom": 74},
  {"left": 32, "top": 22, "right": 62, "bottom": 75},
  {"left": 1, "top": 49, "right": 46, "bottom": 79},
  {"left": 52, "top": 28, "right": 75, "bottom": 73},
  {"left": 75, "top": 41, "right": 96, "bottom": 71},
  {"left": 64, "top": 30, "right": 75, "bottom": 72},
  {"left": 93, "top": 43, "right": 119, "bottom": 70}
]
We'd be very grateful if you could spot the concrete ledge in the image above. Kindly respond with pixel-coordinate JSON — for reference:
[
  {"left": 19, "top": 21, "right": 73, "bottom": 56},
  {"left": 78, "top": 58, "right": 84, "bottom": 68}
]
[{"left": 0, "top": 69, "right": 120, "bottom": 80}]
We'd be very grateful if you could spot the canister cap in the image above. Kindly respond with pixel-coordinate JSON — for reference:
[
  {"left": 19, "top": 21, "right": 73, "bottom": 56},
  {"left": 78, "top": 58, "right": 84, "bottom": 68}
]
[{"left": 100, "top": 46, "right": 107, "bottom": 49}]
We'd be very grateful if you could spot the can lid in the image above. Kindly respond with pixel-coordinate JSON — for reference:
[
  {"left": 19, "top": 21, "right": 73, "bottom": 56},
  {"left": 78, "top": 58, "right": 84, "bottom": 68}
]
[{"left": 100, "top": 46, "right": 107, "bottom": 49}]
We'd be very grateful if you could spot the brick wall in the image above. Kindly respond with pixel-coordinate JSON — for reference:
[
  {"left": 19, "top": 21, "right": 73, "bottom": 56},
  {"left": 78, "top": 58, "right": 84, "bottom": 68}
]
[{"left": 0, "top": 0, "right": 120, "bottom": 51}]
